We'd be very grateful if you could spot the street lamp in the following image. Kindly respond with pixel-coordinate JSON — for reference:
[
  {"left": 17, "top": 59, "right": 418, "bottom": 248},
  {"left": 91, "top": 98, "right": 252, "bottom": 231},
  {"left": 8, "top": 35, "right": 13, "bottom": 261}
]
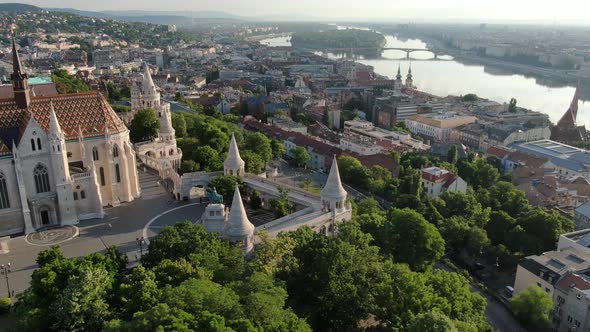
[
  {"left": 0, "top": 263, "right": 11, "bottom": 298},
  {"left": 136, "top": 237, "right": 145, "bottom": 260}
]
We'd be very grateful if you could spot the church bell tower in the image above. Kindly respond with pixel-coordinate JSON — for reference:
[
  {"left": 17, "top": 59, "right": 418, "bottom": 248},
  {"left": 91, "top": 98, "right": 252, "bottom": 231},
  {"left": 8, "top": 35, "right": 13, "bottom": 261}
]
[{"left": 10, "top": 35, "right": 31, "bottom": 109}]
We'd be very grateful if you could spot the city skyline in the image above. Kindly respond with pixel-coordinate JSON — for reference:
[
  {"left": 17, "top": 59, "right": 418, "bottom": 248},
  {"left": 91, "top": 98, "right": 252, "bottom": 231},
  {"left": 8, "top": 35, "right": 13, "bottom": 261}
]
[{"left": 12, "top": 0, "right": 590, "bottom": 24}]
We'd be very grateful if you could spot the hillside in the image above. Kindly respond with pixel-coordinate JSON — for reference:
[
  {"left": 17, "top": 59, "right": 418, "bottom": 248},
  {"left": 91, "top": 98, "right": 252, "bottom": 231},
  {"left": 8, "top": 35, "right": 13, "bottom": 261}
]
[
  {"left": 0, "top": 3, "right": 42, "bottom": 12},
  {"left": 46, "top": 8, "right": 245, "bottom": 25},
  {"left": 291, "top": 29, "right": 387, "bottom": 50},
  {"left": 0, "top": 9, "right": 193, "bottom": 49}
]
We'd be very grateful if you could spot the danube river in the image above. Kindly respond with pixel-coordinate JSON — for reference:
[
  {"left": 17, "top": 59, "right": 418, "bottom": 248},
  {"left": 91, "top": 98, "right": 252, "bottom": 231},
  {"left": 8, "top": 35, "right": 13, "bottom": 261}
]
[{"left": 261, "top": 34, "right": 590, "bottom": 125}]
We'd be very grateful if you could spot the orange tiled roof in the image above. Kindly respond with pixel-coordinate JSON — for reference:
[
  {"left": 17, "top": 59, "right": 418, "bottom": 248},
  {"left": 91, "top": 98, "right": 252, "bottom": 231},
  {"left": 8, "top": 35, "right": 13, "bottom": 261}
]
[{"left": 0, "top": 92, "right": 127, "bottom": 144}]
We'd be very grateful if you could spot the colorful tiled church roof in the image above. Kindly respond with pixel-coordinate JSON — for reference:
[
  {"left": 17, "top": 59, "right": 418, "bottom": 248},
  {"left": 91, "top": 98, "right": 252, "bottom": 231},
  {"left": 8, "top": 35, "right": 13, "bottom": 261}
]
[{"left": 0, "top": 92, "right": 128, "bottom": 144}]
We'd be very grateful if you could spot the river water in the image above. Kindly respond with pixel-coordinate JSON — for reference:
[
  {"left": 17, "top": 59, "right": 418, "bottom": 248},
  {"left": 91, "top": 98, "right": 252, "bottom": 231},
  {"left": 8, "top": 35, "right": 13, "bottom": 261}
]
[{"left": 260, "top": 34, "right": 589, "bottom": 125}]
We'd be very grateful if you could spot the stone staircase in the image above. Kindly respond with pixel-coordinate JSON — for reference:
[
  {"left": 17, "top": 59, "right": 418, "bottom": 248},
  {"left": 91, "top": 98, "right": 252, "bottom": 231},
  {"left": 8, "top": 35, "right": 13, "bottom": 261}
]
[{"left": 138, "top": 166, "right": 168, "bottom": 200}]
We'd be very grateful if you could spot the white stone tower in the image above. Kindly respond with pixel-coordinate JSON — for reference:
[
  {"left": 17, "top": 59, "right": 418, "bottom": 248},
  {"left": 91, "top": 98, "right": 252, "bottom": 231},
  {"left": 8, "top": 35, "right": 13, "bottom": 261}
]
[
  {"left": 222, "top": 185, "right": 255, "bottom": 254},
  {"left": 321, "top": 156, "right": 348, "bottom": 214},
  {"left": 48, "top": 101, "right": 78, "bottom": 226},
  {"left": 394, "top": 64, "right": 403, "bottom": 91},
  {"left": 224, "top": 133, "right": 245, "bottom": 177}
]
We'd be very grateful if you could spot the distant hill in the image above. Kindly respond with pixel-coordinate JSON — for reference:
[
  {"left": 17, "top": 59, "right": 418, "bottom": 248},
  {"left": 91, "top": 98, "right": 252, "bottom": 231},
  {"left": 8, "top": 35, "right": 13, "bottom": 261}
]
[
  {"left": 46, "top": 8, "right": 245, "bottom": 25},
  {"left": 0, "top": 3, "right": 42, "bottom": 12}
]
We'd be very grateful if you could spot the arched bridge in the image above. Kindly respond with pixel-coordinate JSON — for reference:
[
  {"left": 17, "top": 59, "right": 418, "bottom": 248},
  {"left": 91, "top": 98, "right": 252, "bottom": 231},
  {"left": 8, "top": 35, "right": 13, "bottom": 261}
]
[{"left": 315, "top": 46, "right": 451, "bottom": 60}]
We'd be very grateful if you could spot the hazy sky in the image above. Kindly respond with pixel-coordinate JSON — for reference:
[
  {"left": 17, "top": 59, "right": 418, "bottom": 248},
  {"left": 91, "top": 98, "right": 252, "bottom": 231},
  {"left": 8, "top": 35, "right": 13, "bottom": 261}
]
[{"left": 15, "top": 0, "right": 590, "bottom": 22}]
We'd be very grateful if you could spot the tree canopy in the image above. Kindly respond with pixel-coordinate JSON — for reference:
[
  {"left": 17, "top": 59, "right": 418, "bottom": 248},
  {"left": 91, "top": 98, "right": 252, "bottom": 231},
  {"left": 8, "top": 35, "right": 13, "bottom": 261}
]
[{"left": 129, "top": 108, "right": 160, "bottom": 143}]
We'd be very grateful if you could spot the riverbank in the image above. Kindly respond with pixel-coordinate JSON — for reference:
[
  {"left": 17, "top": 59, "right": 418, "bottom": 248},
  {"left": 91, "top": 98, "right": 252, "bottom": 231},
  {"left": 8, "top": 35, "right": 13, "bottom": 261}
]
[
  {"left": 414, "top": 33, "right": 589, "bottom": 89},
  {"left": 245, "top": 32, "right": 291, "bottom": 42}
]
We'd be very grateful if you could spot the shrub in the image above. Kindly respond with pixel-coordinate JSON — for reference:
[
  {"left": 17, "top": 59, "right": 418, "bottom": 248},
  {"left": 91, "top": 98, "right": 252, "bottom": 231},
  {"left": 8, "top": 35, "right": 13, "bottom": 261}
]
[{"left": 0, "top": 297, "right": 11, "bottom": 315}]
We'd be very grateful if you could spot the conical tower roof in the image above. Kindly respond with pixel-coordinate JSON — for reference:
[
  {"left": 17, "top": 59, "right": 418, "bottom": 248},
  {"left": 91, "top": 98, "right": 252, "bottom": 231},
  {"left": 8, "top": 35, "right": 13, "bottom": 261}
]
[
  {"left": 407, "top": 64, "right": 413, "bottom": 79},
  {"left": 224, "top": 133, "right": 245, "bottom": 170},
  {"left": 396, "top": 64, "right": 402, "bottom": 80},
  {"left": 142, "top": 62, "right": 156, "bottom": 93},
  {"left": 223, "top": 185, "right": 255, "bottom": 240},
  {"left": 321, "top": 156, "right": 347, "bottom": 201}
]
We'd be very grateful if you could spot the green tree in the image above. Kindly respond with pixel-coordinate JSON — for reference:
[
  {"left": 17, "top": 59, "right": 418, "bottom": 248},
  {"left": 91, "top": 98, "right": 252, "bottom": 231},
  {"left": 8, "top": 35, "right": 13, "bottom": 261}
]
[
  {"left": 244, "top": 133, "right": 273, "bottom": 162},
  {"left": 290, "top": 146, "right": 310, "bottom": 168},
  {"left": 461, "top": 93, "right": 478, "bottom": 102},
  {"left": 119, "top": 266, "right": 161, "bottom": 318},
  {"left": 364, "top": 208, "right": 445, "bottom": 271},
  {"left": 508, "top": 98, "right": 518, "bottom": 113},
  {"left": 511, "top": 285, "right": 552, "bottom": 330},
  {"left": 518, "top": 208, "right": 574, "bottom": 252},
  {"left": 447, "top": 145, "right": 459, "bottom": 165},
  {"left": 269, "top": 187, "right": 295, "bottom": 218},
  {"left": 250, "top": 190, "right": 262, "bottom": 210},
  {"left": 242, "top": 150, "right": 265, "bottom": 174},
  {"left": 171, "top": 112, "right": 188, "bottom": 137},
  {"left": 192, "top": 146, "right": 221, "bottom": 172},
  {"left": 106, "top": 82, "right": 122, "bottom": 101},
  {"left": 129, "top": 108, "right": 159, "bottom": 143},
  {"left": 49, "top": 266, "right": 111, "bottom": 332},
  {"left": 271, "top": 139, "right": 286, "bottom": 159},
  {"left": 51, "top": 69, "right": 91, "bottom": 94},
  {"left": 103, "top": 303, "right": 196, "bottom": 332},
  {"left": 407, "top": 311, "right": 458, "bottom": 332},
  {"left": 179, "top": 160, "right": 199, "bottom": 174},
  {"left": 209, "top": 176, "right": 245, "bottom": 203}
]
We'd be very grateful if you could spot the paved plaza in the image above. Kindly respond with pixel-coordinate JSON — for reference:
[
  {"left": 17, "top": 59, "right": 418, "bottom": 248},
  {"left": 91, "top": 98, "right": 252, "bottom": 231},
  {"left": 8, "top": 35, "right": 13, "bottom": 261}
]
[{"left": 0, "top": 170, "right": 206, "bottom": 297}]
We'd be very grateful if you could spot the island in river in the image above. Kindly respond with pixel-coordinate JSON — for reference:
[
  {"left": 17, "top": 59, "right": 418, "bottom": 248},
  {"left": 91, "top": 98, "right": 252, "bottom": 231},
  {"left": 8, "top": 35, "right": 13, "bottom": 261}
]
[{"left": 290, "top": 29, "right": 386, "bottom": 53}]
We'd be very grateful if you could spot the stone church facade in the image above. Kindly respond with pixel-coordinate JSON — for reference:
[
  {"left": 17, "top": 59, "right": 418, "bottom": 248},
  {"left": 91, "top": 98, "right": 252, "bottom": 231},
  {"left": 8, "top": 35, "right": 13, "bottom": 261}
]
[{"left": 0, "top": 38, "right": 140, "bottom": 236}]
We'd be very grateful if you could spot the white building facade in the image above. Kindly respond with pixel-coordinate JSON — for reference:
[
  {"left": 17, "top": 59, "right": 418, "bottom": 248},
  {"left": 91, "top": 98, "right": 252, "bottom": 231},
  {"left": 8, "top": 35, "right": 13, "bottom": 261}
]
[{"left": 0, "top": 39, "right": 140, "bottom": 236}]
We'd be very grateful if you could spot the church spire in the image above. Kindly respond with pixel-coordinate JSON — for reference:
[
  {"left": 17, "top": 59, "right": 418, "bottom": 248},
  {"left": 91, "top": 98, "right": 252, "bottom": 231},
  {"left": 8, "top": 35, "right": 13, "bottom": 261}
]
[
  {"left": 12, "top": 35, "right": 24, "bottom": 77},
  {"left": 48, "top": 100, "right": 62, "bottom": 135},
  {"left": 224, "top": 133, "right": 245, "bottom": 176},
  {"left": 407, "top": 63, "right": 413, "bottom": 79},
  {"left": 10, "top": 33, "right": 30, "bottom": 109},
  {"left": 321, "top": 156, "right": 347, "bottom": 202},
  {"left": 396, "top": 64, "right": 402, "bottom": 79}
]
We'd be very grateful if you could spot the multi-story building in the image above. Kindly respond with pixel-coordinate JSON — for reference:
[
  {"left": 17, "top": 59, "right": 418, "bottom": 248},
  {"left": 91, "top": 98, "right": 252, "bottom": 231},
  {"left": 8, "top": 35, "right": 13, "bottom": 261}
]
[
  {"left": 514, "top": 247, "right": 590, "bottom": 298},
  {"left": 406, "top": 112, "right": 477, "bottom": 143},
  {"left": 0, "top": 39, "right": 140, "bottom": 236}
]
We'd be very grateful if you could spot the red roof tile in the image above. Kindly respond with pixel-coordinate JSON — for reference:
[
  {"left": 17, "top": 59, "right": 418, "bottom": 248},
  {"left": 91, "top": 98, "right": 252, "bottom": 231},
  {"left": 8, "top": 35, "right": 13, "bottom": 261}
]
[
  {"left": 0, "top": 92, "right": 127, "bottom": 145},
  {"left": 555, "top": 272, "right": 590, "bottom": 292}
]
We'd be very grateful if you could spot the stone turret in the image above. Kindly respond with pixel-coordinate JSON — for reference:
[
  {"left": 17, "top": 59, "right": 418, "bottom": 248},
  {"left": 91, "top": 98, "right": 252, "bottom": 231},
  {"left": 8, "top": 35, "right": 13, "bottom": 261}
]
[
  {"left": 224, "top": 133, "right": 245, "bottom": 177},
  {"left": 222, "top": 185, "right": 255, "bottom": 253},
  {"left": 48, "top": 101, "right": 78, "bottom": 225},
  {"left": 321, "top": 156, "right": 348, "bottom": 213}
]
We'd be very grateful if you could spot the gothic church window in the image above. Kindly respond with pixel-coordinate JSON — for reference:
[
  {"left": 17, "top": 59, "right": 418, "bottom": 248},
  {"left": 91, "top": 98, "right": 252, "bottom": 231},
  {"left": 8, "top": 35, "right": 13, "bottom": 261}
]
[
  {"left": 0, "top": 172, "right": 10, "bottom": 209},
  {"left": 34, "top": 164, "right": 50, "bottom": 193},
  {"left": 73, "top": 192, "right": 78, "bottom": 200},
  {"left": 37, "top": 138, "right": 42, "bottom": 150},
  {"left": 113, "top": 145, "right": 119, "bottom": 157},
  {"left": 93, "top": 147, "right": 99, "bottom": 161},
  {"left": 99, "top": 167, "right": 106, "bottom": 186},
  {"left": 31, "top": 139, "right": 36, "bottom": 151},
  {"left": 115, "top": 164, "right": 121, "bottom": 183},
  {"left": 80, "top": 191, "right": 86, "bottom": 199}
]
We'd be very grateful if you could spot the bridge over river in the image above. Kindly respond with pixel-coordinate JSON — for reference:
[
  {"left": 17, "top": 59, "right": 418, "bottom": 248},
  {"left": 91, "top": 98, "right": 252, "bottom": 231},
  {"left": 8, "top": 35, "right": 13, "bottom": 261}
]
[{"left": 307, "top": 46, "right": 451, "bottom": 60}]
